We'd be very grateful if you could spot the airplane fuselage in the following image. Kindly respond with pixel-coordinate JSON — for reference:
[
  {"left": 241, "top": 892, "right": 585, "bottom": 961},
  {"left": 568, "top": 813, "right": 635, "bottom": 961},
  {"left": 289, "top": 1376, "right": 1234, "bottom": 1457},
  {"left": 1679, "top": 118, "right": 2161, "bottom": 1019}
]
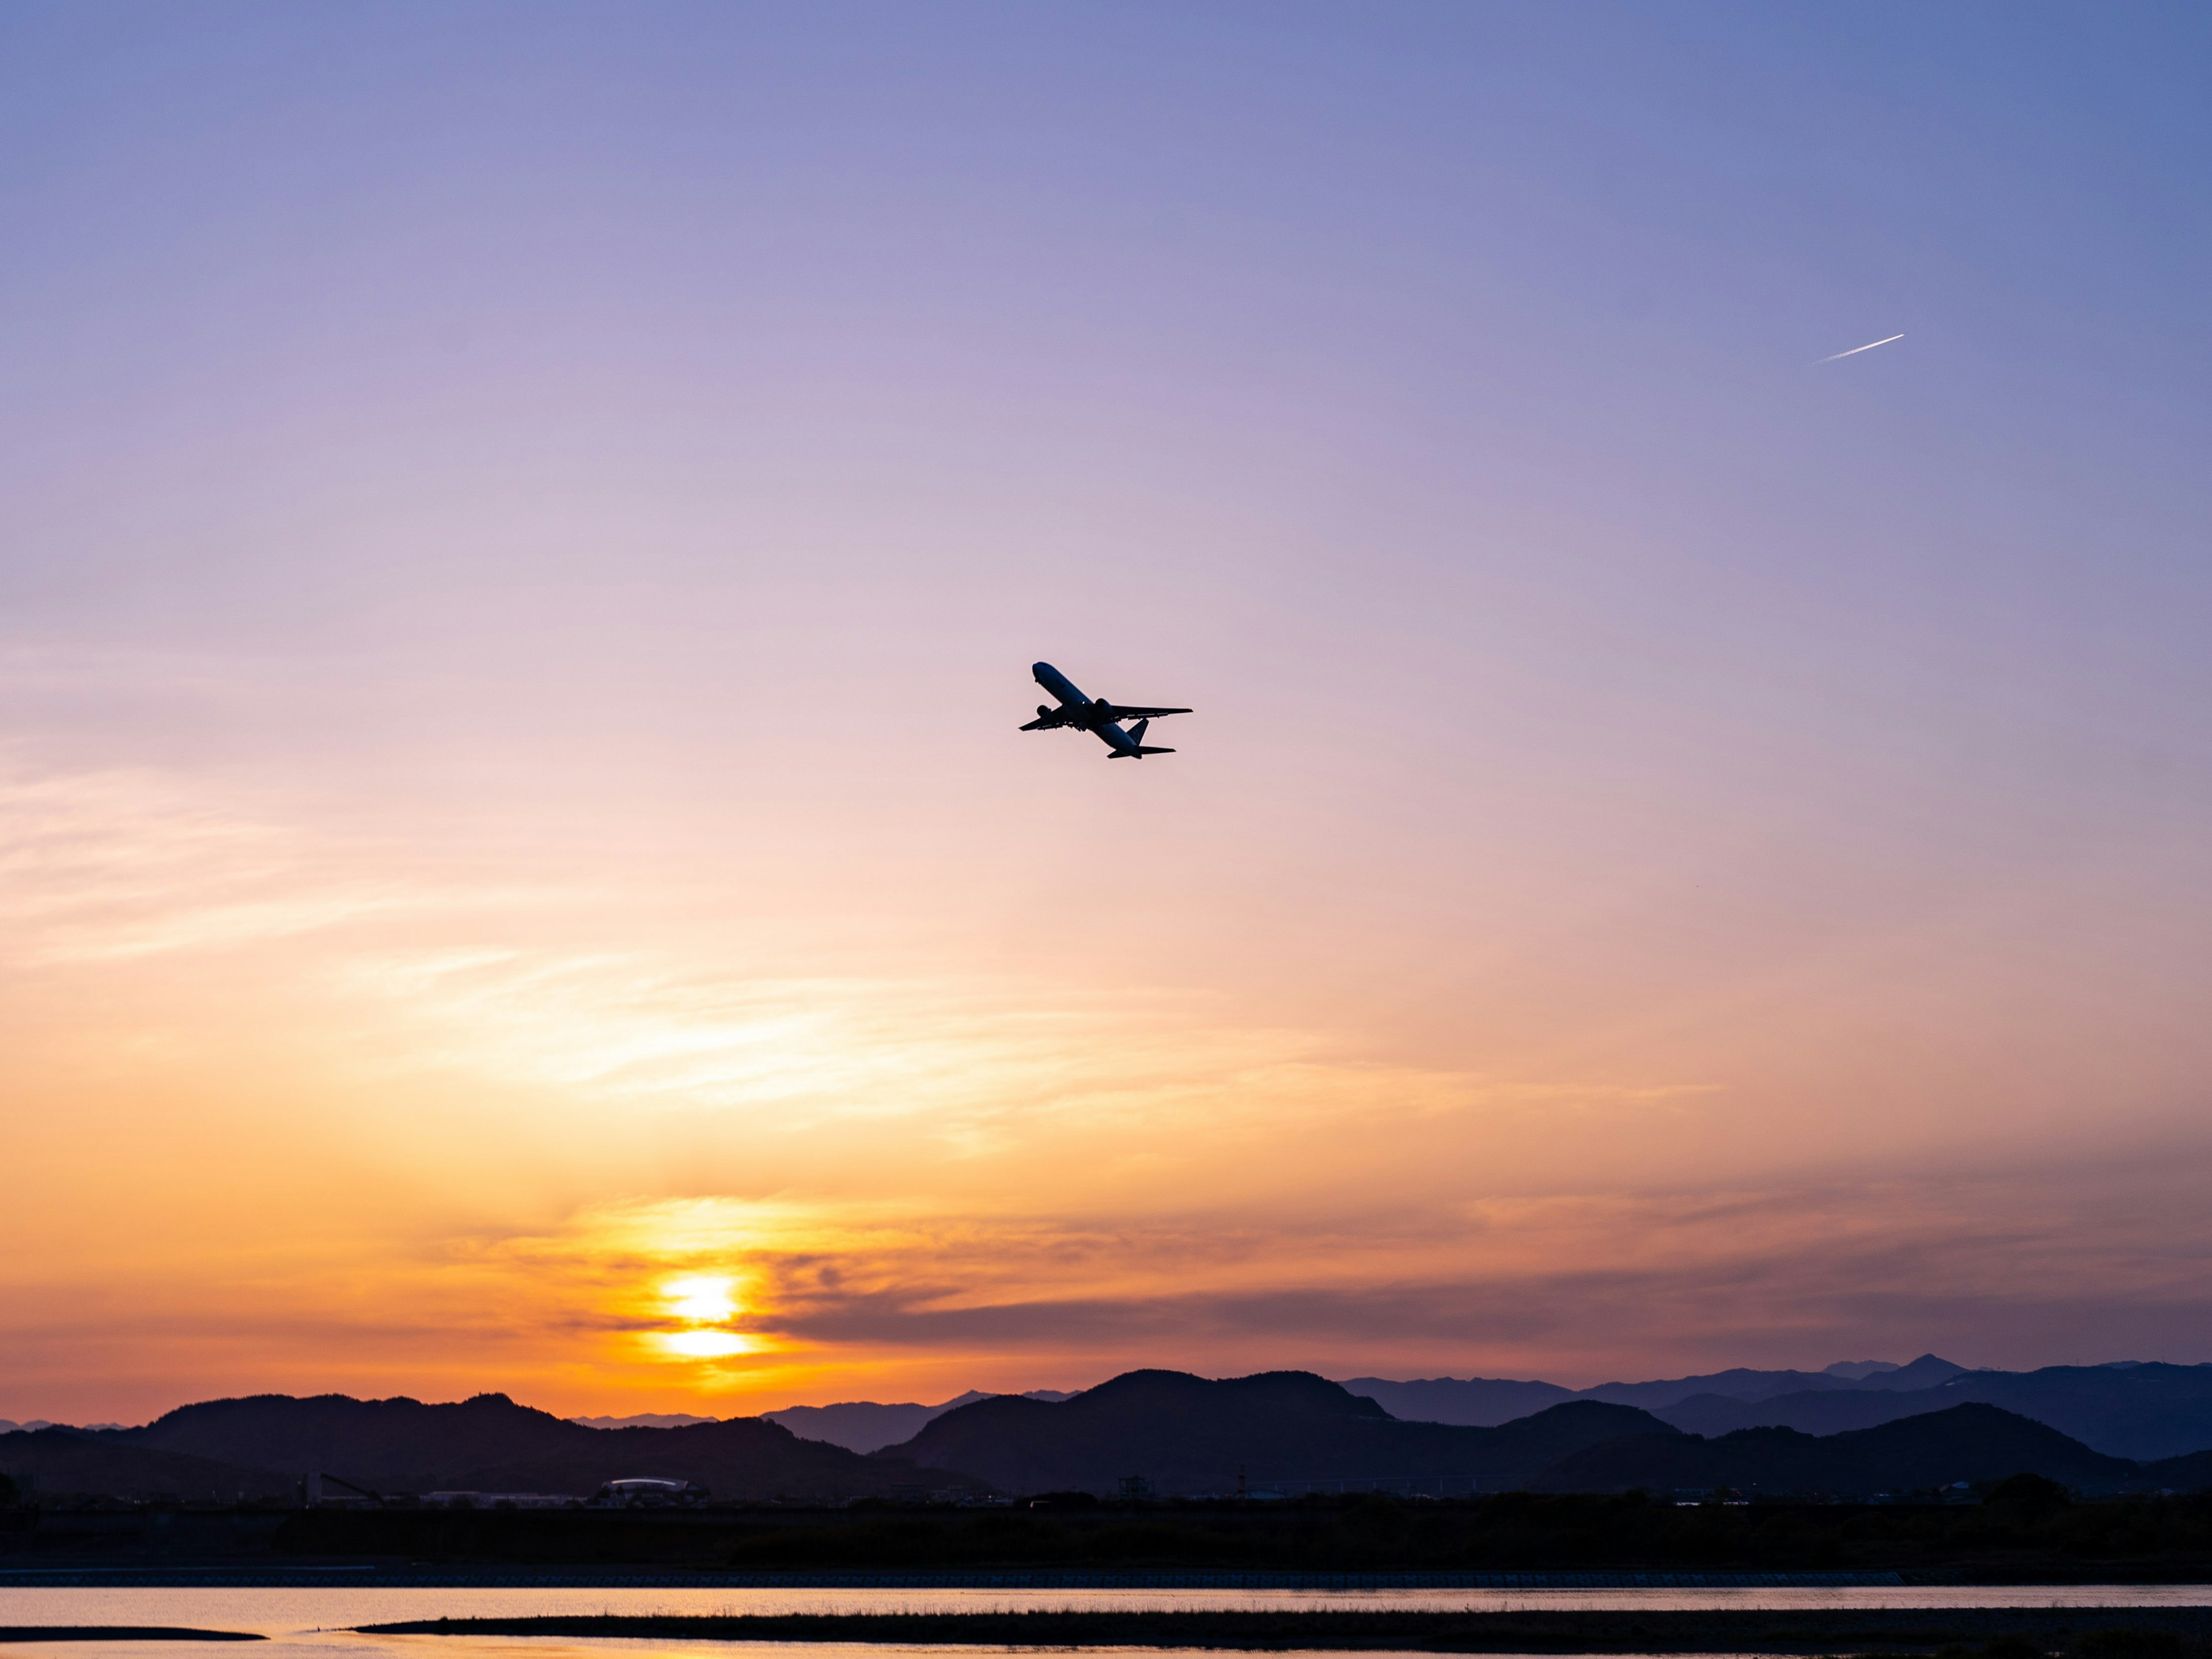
[
  {"left": 1033, "top": 662, "right": 1143, "bottom": 752},
  {"left": 1032, "top": 661, "right": 1095, "bottom": 719},
  {"left": 1025, "top": 661, "right": 1187, "bottom": 757}
]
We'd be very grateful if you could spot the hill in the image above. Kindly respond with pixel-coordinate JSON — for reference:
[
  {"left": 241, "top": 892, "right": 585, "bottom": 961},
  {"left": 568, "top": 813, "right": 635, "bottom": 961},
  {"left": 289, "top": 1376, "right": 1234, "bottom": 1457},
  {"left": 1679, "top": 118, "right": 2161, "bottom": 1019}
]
[
  {"left": 766, "top": 1390, "right": 1075, "bottom": 1454},
  {"left": 882, "top": 1369, "right": 1674, "bottom": 1495},
  {"left": 1337, "top": 1355, "right": 1967, "bottom": 1425},
  {"left": 1580, "top": 1353, "right": 1967, "bottom": 1409},
  {"left": 62, "top": 1392, "right": 979, "bottom": 1501},
  {"left": 1338, "top": 1358, "right": 2212, "bottom": 1463},
  {"left": 2144, "top": 1447, "right": 2212, "bottom": 1491},
  {"left": 0, "top": 1426, "right": 291, "bottom": 1501},
  {"left": 17, "top": 1372, "right": 2212, "bottom": 1506},
  {"left": 572, "top": 1412, "right": 718, "bottom": 1429},
  {"left": 1338, "top": 1376, "right": 1577, "bottom": 1427},
  {"left": 1656, "top": 1387, "right": 1938, "bottom": 1440},
  {"left": 118, "top": 1392, "right": 587, "bottom": 1489},
  {"left": 1652, "top": 1362, "right": 2212, "bottom": 1460},
  {"left": 452, "top": 1416, "right": 987, "bottom": 1501},
  {"left": 1533, "top": 1402, "right": 2141, "bottom": 1495}
]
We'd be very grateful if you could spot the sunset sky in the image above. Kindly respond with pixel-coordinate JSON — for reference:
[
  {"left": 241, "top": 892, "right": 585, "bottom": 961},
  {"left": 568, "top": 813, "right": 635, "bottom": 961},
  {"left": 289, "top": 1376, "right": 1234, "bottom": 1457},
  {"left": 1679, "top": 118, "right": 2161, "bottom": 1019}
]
[{"left": 6, "top": 2, "right": 2211, "bottom": 1425}]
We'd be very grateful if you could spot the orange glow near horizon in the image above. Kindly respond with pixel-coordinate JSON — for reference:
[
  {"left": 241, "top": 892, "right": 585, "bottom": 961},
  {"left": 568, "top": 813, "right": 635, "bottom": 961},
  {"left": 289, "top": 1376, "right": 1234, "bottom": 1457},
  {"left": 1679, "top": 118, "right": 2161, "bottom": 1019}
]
[{"left": 6, "top": 744, "right": 2212, "bottom": 1424}]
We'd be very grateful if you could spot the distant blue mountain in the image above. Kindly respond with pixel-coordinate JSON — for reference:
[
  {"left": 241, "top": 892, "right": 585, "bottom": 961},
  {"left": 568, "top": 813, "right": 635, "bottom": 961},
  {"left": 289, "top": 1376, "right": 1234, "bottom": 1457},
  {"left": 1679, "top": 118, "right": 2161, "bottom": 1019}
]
[
  {"left": 571, "top": 1412, "right": 718, "bottom": 1429},
  {"left": 11, "top": 1365, "right": 2212, "bottom": 1504},
  {"left": 766, "top": 1389, "right": 1073, "bottom": 1453},
  {"left": 1535, "top": 1402, "right": 2135, "bottom": 1495},
  {"left": 1340, "top": 1354, "right": 1966, "bottom": 1425},
  {"left": 1652, "top": 1361, "right": 2212, "bottom": 1460},
  {"left": 1581, "top": 1354, "right": 1968, "bottom": 1408},
  {"left": 1335, "top": 1376, "right": 1576, "bottom": 1426}
]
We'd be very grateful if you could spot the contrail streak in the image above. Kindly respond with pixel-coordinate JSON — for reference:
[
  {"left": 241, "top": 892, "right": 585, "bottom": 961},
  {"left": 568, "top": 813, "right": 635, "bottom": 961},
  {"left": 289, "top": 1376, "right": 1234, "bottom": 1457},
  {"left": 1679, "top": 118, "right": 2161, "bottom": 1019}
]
[{"left": 1817, "top": 332, "right": 1905, "bottom": 364}]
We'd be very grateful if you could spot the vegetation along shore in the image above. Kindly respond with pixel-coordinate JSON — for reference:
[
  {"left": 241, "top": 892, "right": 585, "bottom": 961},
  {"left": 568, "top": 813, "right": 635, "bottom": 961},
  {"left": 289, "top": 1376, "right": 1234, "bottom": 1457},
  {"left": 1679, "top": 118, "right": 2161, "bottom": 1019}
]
[{"left": 358, "top": 1608, "right": 2212, "bottom": 1653}]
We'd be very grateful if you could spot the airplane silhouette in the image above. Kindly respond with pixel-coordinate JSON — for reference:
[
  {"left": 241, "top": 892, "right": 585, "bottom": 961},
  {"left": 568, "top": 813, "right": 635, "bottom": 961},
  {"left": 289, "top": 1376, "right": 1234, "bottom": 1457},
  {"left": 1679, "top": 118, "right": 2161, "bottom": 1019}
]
[{"left": 1020, "top": 661, "right": 1191, "bottom": 759}]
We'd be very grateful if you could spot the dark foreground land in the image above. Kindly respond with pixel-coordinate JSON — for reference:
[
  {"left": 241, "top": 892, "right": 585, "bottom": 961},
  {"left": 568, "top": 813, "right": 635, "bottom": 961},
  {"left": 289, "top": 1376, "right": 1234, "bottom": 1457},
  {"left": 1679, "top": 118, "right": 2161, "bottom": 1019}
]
[
  {"left": 0, "top": 1631, "right": 262, "bottom": 1643},
  {"left": 264, "top": 1492, "right": 2212, "bottom": 1578},
  {"left": 360, "top": 1609, "right": 2212, "bottom": 1653},
  {"left": 10, "top": 1488, "right": 2212, "bottom": 1581}
]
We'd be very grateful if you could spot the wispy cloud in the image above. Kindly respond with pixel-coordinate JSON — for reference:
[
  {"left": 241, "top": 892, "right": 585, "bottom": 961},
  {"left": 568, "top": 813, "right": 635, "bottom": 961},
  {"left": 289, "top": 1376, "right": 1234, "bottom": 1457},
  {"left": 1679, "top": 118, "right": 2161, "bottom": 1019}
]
[
  {"left": 0, "top": 762, "right": 410, "bottom": 963},
  {"left": 6, "top": 743, "right": 2209, "bottom": 1419},
  {"left": 1816, "top": 332, "right": 1906, "bottom": 364}
]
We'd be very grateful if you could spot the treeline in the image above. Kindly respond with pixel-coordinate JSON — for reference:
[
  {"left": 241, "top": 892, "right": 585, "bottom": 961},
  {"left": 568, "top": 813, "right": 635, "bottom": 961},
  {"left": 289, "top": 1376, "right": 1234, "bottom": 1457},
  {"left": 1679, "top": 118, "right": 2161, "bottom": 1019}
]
[
  {"left": 272, "top": 1486, "right": 2212, "bottom": 1575},
  {"left": 358, "top": 1609, "right": 2212, "bottom": 1655},
  {"left": 717, "top": 1491, "right": 2212, "bottom": 1574}
]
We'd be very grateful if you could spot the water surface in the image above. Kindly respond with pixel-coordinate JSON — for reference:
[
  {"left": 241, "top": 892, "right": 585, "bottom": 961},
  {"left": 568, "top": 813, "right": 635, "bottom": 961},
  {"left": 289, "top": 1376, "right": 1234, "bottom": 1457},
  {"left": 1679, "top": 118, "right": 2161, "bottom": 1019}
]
[{"left": 6, "top": 1585, "right": 2209, "bottom": 1659}]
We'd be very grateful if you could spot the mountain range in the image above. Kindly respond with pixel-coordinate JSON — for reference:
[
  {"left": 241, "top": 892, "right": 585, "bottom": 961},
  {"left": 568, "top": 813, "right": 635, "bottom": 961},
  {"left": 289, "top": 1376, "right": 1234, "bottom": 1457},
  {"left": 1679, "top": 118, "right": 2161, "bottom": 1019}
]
[
  {"left": 881, "top": 1370, "right": 1664, "bottom": 1495},
  {"left": 882, "top": 1371, "right": 2212, "bottom": 1500},
  {"left": 1338, "top": 1358, "right": 2212, "bottom": 1461},
  {"left": 1339, "top": 1354, "right": 1968, "bottom": 1426},
  {"left": 686, "top": 1356, "right": 2209, "bottom": 1461},
  {"left": 10, "top": 1358, "right": 2212, "bottom": 1505},
  {"left": 1534, "top": 1402, "right": 2212, "bottom": 1497},
  {"left": 25, "top": 1355, "right": 2206, "bottom": 1459},
  {"left": 569, "top": 1391, "right": 1078, "bottom": 1452},
  {"left": 1642, "top": 1363, "right": 2212, "bottom": 1460},
  {"left": 755, "top": 1389, "right": 1075, "bottom": 1454},
  {"left": 0, "top": 1392, "right": 977, "bottom": 1503}
]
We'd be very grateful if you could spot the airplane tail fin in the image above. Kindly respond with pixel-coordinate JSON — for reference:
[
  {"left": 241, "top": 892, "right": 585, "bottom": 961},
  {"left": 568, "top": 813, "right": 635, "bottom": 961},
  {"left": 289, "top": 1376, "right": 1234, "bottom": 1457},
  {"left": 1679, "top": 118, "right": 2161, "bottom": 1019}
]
[{"left": 1108, "top": 719, "right": 1175, "bottom": 757}]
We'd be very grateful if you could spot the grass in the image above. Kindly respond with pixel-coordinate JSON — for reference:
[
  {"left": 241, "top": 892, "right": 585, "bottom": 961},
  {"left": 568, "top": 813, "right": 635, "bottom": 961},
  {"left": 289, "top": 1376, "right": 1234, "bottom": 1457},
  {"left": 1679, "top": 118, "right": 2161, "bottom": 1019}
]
[{"left": 354, "top": 1607, "right": 2212, "bottom": 1652}]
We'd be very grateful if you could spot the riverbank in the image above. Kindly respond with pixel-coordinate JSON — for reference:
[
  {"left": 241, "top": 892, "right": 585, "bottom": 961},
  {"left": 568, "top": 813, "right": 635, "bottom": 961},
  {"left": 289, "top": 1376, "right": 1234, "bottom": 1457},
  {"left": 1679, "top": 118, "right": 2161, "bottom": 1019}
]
[
  {"left": 358, "top": 1608, "right": 2212, "bottom": 1652},
  {"left": 0, "top": 1631, "right": 262, "bottom": 1643},
  {"left": 266, "top": 1495, "right": 2212, "bottom": 1578}
]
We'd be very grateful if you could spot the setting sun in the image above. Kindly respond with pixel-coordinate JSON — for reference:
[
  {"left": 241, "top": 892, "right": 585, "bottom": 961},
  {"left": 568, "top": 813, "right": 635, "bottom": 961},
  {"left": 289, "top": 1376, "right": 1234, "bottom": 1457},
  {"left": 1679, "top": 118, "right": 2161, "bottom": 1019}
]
[
  {"left": 652, "top": 1330, "right": 760, "bottom": 1360},
  {"left": 662, "top": 1276, "right": 741, "bottom": 1326}
]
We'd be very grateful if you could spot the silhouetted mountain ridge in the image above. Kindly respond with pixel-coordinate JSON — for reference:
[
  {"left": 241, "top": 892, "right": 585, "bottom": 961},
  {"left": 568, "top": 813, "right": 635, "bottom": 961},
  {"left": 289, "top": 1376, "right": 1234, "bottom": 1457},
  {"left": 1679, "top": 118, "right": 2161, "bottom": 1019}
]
[
  {"left": 1536, "top": 1402, "right": 2160, "bottom": 1494},
  {"left": 880, "top": 1368, "right": 1673, "bottom": 1495},
  {"left": 117, "top": 1392, "right": 579, "bottom": 1488},
  {"left": 456, "top": 1415, "right": 987, "bottom": 1501},
  {"left": 0, "top": 1426, "right": 291, "bottom": 1501},
  {"left": 1343, "top": 1355, "right": 1969, "bottom": 1426},
  {"left": 1650, "top": 1362, "right": 2212, "bottom": 1460},
  {"left": 33, "top": 1391, "right": 979, "bottom": 1500},
  {"left": 764, "top": 1389, "right": 1075, "bottom": 1454},
  {"left": 12, "top": 1362, "right": 2212, "bottom": 1504}
]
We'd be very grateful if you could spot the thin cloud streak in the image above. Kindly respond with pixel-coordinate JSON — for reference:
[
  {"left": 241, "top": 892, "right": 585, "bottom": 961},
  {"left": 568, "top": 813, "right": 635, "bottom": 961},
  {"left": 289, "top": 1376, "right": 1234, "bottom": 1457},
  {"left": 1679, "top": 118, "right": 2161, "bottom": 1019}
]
[
  {"left": 1816, "top": 332, "right": 1906, "bottom": 363},
  {"left": 13, "top": 1164, "right": 2212, "bottom": 1414},
  {"left": 7, "top": 718, "right": 2212, "bottom": 1419}
]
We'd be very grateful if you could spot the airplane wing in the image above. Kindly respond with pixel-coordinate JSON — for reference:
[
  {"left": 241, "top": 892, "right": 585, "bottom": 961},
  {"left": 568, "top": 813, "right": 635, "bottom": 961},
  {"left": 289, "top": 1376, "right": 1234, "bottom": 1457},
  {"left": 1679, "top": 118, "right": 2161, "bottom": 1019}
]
[{"left": 1101, "top": 705, "right": 1190, "bottom": 719}]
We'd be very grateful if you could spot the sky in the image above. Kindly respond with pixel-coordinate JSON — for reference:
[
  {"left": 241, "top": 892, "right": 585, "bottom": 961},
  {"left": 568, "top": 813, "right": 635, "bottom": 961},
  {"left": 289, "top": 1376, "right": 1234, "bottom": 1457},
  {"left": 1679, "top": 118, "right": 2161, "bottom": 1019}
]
[{"left": 4, "top": 1, "right": 2211, "bottom": 1425}]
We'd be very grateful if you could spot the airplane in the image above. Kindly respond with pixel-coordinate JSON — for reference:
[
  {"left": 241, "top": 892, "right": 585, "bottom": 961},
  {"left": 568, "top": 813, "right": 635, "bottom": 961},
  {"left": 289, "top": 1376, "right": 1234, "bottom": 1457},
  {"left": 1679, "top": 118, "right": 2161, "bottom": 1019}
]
[{"left": 1020, "top": 661, "right": 1191, "bottom": 759}]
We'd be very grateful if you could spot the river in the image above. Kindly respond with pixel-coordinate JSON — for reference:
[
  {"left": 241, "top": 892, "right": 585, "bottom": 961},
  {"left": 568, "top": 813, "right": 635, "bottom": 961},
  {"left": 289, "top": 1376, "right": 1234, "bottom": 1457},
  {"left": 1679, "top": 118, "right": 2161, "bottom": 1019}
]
[{"left": 6, "top": 1584, "right": 2209, "bottom": 1659}]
